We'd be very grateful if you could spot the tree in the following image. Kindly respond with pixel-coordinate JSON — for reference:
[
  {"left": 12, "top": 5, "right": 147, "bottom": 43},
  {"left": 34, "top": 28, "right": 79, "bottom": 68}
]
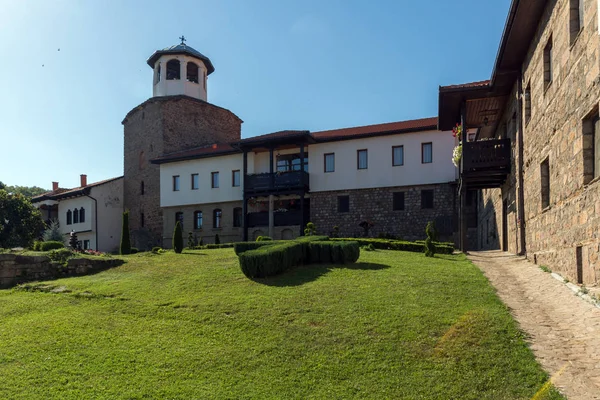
[
  {"left": 43, "top": 219, "right": 63, "bottom": 242},
  {"left": 424, "top": 221, "right": 436, "bottom": 258},
  {"left": 120, "top": 211, "right": 131, "bottom": 255},
  {"left": 173, "top": 221, "right": 183, "bottom": 253},
  {"left": 1, "top": 184, "right": 48, "bottom": 198},
  {"left": 214, "top": 233, "right": 220, "bottom": 245},
  {"left": 0, "top": 189, "right": 45, "bottom": 248},
  {"left": 69, "top": 230, "right": 79, "bottom": 250},
  {"left": 304, "top": 222, "right": 316, "bottom": 236}
]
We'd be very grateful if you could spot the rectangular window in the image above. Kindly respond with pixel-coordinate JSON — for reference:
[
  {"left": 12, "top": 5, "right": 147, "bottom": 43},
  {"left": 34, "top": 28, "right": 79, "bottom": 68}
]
[
  {"left": 324, "top": 153, "right": 335, "bottom": 172},
  {"left": 570, "top": 0, "right": 583, "bottom": 44},
  {"left": 393, "top": 192, "right": 405, "bottom": 211},
  {"left": 276, "top": 153, "right": 308, "bottom": 172},
  {"left": 422, "top": 142, "right": 433, "bottom": 164},
  {"left": 194, "top": 211, "right": 202, "bottom": 229},
  {"left": 232, "top": 170, "right": 240, "bottom": 187},
  {"left": 338, "top": 195, "right": 350, "bottom": 213},
  {"left": 233, "top": 207, "right": 243, "bottom": 227},
  {"left": 583, "top": 110, "right": 600, "bottom": 183},
  {"left": 421, "top": 189, "right": 434, "bottom": 209},
  {"left": 357, "top": 149, "right": 368, "bottom": 170},
  {"left": 213, "top": 209, "right": 222, "bottom": 228},
  {"left": 191, "top": 173, "right": 199, "bottom": 190},
  {"left": 543, "top": 37, "right": 553, "bottom": 89},
  {"left": 173, "top": 175, "right": 180, "bottom": 191},
  {"left": 83, "top": 240, "right": 90, "bottom": 250},
  {"left": 524, "top": 84, "right": 531, "bottom": 124},
  {"left": 392, "top": 146, "right": 404, "bottom": 166},
  {"left": 211, "top": 172, "right": 219, "bottom": 188},
  {"left": 541, "top": 158, "right": 550, "bottom": 209}
]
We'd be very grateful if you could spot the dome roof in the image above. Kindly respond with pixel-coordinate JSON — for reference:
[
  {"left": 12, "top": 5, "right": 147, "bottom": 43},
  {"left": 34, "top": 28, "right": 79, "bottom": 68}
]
[{"left": 147, "top": 43, "right": 215, "bottom": 75}]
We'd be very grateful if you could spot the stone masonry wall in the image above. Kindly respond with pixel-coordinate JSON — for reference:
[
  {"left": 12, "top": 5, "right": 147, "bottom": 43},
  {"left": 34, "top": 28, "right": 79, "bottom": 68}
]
[
  {"left": 310, "top": 183, "right": 456, "bottom": 242},
  {"left": 0, "top": 254, "right": 123, "bottom": 289},
  {"left": 123, "top": 96, "right": 242, "bottom": 250},
  {"left": 479, "top": 0, "right": 600, "bottom": 284}
]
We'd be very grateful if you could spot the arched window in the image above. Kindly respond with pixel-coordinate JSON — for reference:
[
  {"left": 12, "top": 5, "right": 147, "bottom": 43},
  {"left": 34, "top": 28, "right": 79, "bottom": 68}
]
[
  {"left": 140, "top": 181, "right": 145, "bottom": 195},
  {"left": 194, "top": 211, "right": 203, "bottom": 229},
  {"left": 186, "top": 62, "right": 199, "bottom": 83},
  {"left": 166, "top": 59, "right": 180, "bottom": 80},
  {"left": 73, "top": 208, "right": 79, "bottom": 224},
  {"left": 155, "top": 64, "right": 161, "bottom": 84},
  {"left": 66, "top": 209, "right": 72, "bottom": 225},
  {"left": 79, "top": 207, "right": 85, "bottom": 223},
  {"left": 233, "top": 207, "right": 242, "bottom": 227},
  {"left": 213, "top": 209, "right": 222, "bottom": 228}
]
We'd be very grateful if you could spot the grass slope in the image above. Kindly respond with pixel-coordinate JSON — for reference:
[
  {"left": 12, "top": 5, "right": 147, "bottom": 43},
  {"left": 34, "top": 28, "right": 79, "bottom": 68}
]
[{"left": 0, "top": 250, "right": 563, "bottom": 399}]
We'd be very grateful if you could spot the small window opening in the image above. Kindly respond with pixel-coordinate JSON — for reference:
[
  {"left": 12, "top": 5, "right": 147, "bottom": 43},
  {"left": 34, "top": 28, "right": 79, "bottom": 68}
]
[
  {"left": 187, "top": 62, "right": 199, "bottom": 83},
  {"left": 541, "top": 158, "right": 550, "bottom": 209},
  {"left": 543, "top": 37, "right": 553, "bottom": 89},
  {"left": 166, "top": 59, "right": 180, "bottom": 80}
]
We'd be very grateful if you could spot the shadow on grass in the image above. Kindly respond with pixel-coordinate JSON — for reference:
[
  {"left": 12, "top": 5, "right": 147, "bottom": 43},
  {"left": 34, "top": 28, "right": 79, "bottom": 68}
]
[{"left": 253, "top": 262, "right": 390, "bottom": 287}]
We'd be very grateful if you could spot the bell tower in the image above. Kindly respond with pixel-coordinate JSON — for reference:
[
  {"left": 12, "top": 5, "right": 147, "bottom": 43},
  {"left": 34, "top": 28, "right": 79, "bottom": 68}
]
[{"left": 147, "top": 36, "right": 214, "bottom": 101}]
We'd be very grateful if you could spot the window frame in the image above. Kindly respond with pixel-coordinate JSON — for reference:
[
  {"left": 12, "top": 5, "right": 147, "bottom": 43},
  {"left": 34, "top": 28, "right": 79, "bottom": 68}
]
[
  {"left": 357, "top": 149, "right": 368, "bottom": 170},
  {"left": 79, "top": 207, "right": 85, "bottom": 223},
  {"left": 421, "top": 189, "right": 434, "bottom": 209},
  {"left": 66, "top": 209, "right": 72, "bottom": 225},
  {"left": 194, "top": 210, "right": 203, "bottom": 230},
  {"left": 541, "top": 158, "right": 550, "bottom": 209},
  {"left": 233, "top": 207, "right": 243, "bottom": 227},
  {"left": 543, "top": 36, "right": 553, "bottom": 90},
  {"left": 324, "top": 153, "right": 335, "bottom": 173},
  {"left": 172, "top": 175, "right": 180, "bottom": 191},
  {"left": 392, "top": 192, "right": 405, "bottom": 211},
  {"left": 337, "top": 195, "right": 350, "bottom": 213},
  {"left": 211, "top": 172, "right": 219, "bottom": 189},
  {"left": 191, "top": 173, "right": 199, "bottom": 190},
  {"left": 421, "top": 142, "right": 433, "bottom": 164},
  {"left": 392, "top": 145, "right": 404, "bottom": 166},
  {"left": 232, "top": 170, "right": 241, "bottom": 187},
  {"left": 213, "top": 209, "right": 222, "bottom": 229}
]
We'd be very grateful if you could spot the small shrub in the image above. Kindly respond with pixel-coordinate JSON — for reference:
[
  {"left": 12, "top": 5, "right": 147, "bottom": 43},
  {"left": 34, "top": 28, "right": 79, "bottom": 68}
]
[
  {"left": 152, "top": 246, "right": 162, "bottom": 254},
  {"left": 362, "top": 243, "right": 376, "bottom": 252},
  {"left": 256, "top": 236, "right": 273, "bottom": 242},
  {"left": 304, "top": 222, "right": 316, "bottom": 236},
  {"left": 173, "top": 221, "right": 183, "bottom": 254},
  {"left": 130, "top": 247, "right": 139, "bottom": 254},
  {"left": 199, "top": 237, "right": 204, "bottom": 246},
  {"left": 40, "top": 241, "right": 65, "bottom": 251},
  {"left": 330, "top": 226, "right": 340, "bottom": 238},
  {"left": 424, "top": 221, "right": 436, "bottom": 258},
  {"left": 32, "top": 241, "right": 42, "bottom": 251},
  {"left": 214, "top": 234, "right": 221, "bottom": 245},
  {"left": 187, "top": 232, "right": 195, "bottom": 249},
  {"left": 539, "top": 265, "right": 552, "bottom": 273},
  {"left": 47, "top": 248, "right": 74, "bottom": 264}
]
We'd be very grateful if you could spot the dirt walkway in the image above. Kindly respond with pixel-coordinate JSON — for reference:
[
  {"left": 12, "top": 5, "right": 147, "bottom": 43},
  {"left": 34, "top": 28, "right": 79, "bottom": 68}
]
[{"left": 468, "top": 251, "right": 600, "bottom": 400}]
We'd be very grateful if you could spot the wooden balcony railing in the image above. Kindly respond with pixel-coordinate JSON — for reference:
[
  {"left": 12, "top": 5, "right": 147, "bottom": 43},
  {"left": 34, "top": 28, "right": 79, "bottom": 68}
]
[
  {"left": 244, "top": 171, "right": 309, "bottom": 196},
  {"left": 462, "top": 138, "right": 511, "bottom": 173},
  {"left": 247, "top": 210, "right": 306, "bottom": 228}
]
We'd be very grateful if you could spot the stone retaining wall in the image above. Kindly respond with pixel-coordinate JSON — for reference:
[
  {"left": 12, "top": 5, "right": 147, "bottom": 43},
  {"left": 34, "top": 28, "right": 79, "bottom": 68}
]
[{"left": 0, "top": 254, "right": 123, "bottom": 289}]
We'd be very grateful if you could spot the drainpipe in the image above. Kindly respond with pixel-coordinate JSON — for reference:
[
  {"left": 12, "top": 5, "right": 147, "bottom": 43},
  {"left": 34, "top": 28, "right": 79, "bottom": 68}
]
[
  {"left": 86, "top": 193, "right": 99, "bottom": 251},
  {"left": 516, "top": 74, "right": 527, "bottom": 256}
]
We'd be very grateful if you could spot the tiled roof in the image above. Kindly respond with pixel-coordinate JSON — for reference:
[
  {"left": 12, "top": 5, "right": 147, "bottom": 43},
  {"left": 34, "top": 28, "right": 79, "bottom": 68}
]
[
  {"left": 151, "top": 143, "right": 239, "bottom": 164},
  {"left": 239, "top": 130, "right": 310, "bottom": 143},
  {"left": 312, "top": 117, "right": 439, "bottom": 140},
  {"left": 147, "top": 43, "right": 215, "bottom": 74},
  {"left": 439, "top": 80, "right": 491, "bottom": 91},
  {"left": 33, "top": 176, "right": 123, "bottom": 201}
]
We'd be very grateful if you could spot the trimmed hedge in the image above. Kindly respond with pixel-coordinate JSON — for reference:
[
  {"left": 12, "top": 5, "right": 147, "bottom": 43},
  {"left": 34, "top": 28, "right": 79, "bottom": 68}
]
[
  {"left": 330, "top": 238, "right": 454, "bottom": 255},
  {"left": 256, "top": 236, "right": 273, "bottom": 242},
  {"left": 234, "top": 240, "right": 285, "bottom": 255},
  {"left": 238, "top": 238, "right": 360, "bottom": 278},
  {"left": 39, "top": 241, "right": 65, "bottom": 251}
]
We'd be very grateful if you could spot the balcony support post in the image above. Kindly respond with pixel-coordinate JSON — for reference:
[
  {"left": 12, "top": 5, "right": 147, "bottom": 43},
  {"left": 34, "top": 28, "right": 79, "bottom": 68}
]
[
  {"left": 300, "top": 192, "right": 305, "bottom": 236},
  {"left": 460, "top": 101, "right": 468, "bottom": 253},
  {"left": 268, "top": 195, "right": 274, "bottom": 238},
  {"left": 242, "top": 150, "right": 248, "bottom": 241}
]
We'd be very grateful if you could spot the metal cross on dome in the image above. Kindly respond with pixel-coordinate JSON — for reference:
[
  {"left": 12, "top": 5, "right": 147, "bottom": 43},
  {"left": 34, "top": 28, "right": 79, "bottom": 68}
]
[{"left": 179, "top": 35, "right": 186, "bottom": 45}]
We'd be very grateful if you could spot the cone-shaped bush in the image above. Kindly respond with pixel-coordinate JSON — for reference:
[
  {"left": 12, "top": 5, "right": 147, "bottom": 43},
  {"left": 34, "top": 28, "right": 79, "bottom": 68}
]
[
  {"left": 173, "top": 221, "right": 183, "bottom": 254},
  {"left": 120, "top": 211, "right": 131, "bottom": 255},
  {"left": 424, "top": 221, "right": 436, "bottom": 257}
]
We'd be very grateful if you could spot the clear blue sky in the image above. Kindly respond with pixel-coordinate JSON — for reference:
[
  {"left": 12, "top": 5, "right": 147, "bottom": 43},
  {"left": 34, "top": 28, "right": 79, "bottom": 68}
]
[{"left": 0, "top": 0, "right": 510, "bottom": 189}]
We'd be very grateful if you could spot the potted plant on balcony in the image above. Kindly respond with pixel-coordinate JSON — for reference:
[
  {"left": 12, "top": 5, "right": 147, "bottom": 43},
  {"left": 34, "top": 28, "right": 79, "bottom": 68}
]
[{"left": 452, "top": 123, "right": 462, "bottom": 167}]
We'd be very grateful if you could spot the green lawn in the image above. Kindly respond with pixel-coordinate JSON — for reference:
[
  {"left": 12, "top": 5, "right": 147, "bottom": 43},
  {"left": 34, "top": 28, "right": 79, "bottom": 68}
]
[{"left": 0, "top": 249, "right": 562, "bottom": 399}]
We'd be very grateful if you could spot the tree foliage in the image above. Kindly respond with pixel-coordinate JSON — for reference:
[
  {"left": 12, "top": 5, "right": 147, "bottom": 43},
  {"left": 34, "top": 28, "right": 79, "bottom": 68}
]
[
  {"left": 0, "top": 182, "right": 48, "bottom": 198},
  {"left": 120, "top": 211, "right": 131, "bottom": 255},
  {"left": 43, "top": 219, "right": 63, "bottom": 243},
  {"left": 173, "top": 221, "right": 183, "bottom": 253},
  {"left": 0, "top": 189, "right": 45, "bottom": 248}
]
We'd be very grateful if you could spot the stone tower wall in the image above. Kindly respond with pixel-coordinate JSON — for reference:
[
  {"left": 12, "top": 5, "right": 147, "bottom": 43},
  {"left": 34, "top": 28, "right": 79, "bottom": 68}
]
[{"left": 123, "top": 96, "right": 242, "bottom": 249}]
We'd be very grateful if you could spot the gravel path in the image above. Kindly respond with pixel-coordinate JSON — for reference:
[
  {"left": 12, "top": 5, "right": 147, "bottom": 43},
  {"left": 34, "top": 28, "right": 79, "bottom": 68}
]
[{"left": 468, "top": 251, "right": 600, "bottom": 400}]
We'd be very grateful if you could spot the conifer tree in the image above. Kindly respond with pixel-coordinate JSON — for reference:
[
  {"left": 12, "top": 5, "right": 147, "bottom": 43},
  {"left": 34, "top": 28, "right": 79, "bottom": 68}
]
[
  {"left": 120, "top": 211, "right": 131, "bottom": 255},
  {"left": 173, "top": 221, "right": 183, "bottom": 253}
]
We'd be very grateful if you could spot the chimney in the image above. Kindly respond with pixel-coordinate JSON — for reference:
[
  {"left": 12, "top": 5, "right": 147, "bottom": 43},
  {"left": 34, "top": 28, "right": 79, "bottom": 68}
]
[
  {"left": 52, "top": 182, "right": 59, "bottom": 191},
  {"left": 80, "top": 174, "right": 87, "bottom": 187}
]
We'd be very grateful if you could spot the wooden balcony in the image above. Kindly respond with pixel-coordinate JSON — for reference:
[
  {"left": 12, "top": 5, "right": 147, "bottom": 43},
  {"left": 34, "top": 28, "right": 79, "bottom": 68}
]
[
  {"left": 462, "top": 138, "right": 511, "bottom": 189},
  {"left": 244, "top": 171, "right": 309, "bottom": 196},
  {"left": 247, "top": 210, "right": 306, "bottom": 228}
]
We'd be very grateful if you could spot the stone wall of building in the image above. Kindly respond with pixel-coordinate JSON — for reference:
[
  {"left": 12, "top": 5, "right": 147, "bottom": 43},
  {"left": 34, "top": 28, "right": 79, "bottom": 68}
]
[
  {"left": 310, "top": 183, "right": 456, "bottom": 241},
  {"left": 0, "top": 254, "right": 123, "bottom": 289},
  {"left": 123, "top": 96, "right": 242, "bottom": 250},
  {"left": 479, "top": 0, "right": 600, "bottom": 284}
]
